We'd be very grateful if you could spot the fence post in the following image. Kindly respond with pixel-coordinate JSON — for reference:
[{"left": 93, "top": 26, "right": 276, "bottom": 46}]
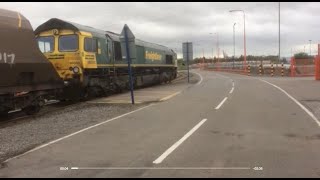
[
  {"left": 259, "top": 64, "right": 262, "bottom": 76},
  {"left": 316, "top": 44, "right": 320, "bottom": 80},
  {"left": 315, "top": 55, "right": 319, "bottom": 80}
]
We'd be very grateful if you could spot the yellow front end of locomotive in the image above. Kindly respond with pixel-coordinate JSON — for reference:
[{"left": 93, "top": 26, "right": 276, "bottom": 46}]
[{"left": 36, "top": 29, "right": 97, "bottom": 84}]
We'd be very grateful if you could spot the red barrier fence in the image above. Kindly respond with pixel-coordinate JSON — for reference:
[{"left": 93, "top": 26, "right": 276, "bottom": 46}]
[
  {"left": 203, "top": 63, "right": 247, "bottom": 75},
  {"left": 316, "top": 44, "right": 320, "bottom": 80},
  {"left": 290, "top": 57, "right": 314, "bottom": 77},
  {"left": 315, "top": 57, "right": 320, "bottom": 80}
]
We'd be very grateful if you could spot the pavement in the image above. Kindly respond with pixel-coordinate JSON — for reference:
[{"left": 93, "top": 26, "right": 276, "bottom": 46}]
[
  {"left": 87, "top": 71, "right": 197, "bottom": 104},
  {"left": 1, "top": 69, "right": 320, "bottom": 178}
]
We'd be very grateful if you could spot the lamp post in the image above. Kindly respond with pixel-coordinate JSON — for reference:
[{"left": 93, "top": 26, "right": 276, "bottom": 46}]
[
  {"left": 193, "top": 43, "right": 201, "bottom": 64},
  {"left": 279, "top": 2, "right": 280, "bottom": 65},
  {"left": 212, "top": 47, "right": 214, "bottom": 64},
  {"left": 233, "top": 23, "right": 236, "bottom": 69},
  {"left": 230, "top": 9, "right": 246, "bottom": 72},
  {"left": 210, "top": 32, "right": 219, "bottom": 70},
  {"left": 202, "top": 48, "right": 204, "bottom": 66},
  {"left": 309, "top": 40, "right": 312, "bottom": 57}
]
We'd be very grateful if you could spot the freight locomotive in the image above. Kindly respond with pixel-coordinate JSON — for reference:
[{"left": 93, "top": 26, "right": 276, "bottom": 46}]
[
  {"left": 0, "top": 9, "right": 178, "bottom": 115},
  {"left": 0, "top": 9, "right": 63, "bottom": 116},
  {"left": 34, "top": 18, "right": 178, "bottom": 99}
]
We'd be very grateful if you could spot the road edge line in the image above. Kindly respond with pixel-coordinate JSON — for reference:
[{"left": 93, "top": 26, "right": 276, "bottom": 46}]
[
  {"left": 160, "top": 91, "right": 181, "bottom": 101},
  {"left": 192, "top": 71, "right": 203, "bottom": 85},
  {"left": 260, "top": 79, "right": 320, "bottom": 127},
  {"left": 3, "top": 103, "right": 155, "bottom": 163}
]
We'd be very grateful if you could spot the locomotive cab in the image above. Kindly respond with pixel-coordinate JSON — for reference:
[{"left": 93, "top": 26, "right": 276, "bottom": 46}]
[{"left": 36, "top": 29, "right": 94, "bottom": 86}]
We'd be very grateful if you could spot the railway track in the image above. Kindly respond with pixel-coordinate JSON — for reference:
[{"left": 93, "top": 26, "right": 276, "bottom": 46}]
[{"left": 0, "top": 100, "right": 80, "bottom": 128}]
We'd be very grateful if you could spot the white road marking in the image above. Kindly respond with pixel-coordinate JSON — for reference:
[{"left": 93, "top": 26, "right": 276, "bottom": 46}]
[
  {"left": 153, "top": 119, "right": 207, "bottom": 164},
  {"left": 71, "top": 167, "right": 251, "bottom": 170},
  {"left": 160, "top": 91, "right": 181, "bottom": 101},
  {"left": 192, "top": 71, "right": 203, "bottom": 85},
  {"left": 260, "top": 79, "right": 320, "bottom": 127},
  {"left": 215, "top": 97, "right": 228, "bottom": 110},
  {"left": 229, "top": 87, "right": 234, "bottom": 94},
  {"left": 4, "top": 103, "right": 155, "bottom": 163}
]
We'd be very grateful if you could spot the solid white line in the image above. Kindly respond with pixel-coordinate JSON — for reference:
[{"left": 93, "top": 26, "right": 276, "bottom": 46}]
[
  {"left": 4, "top": 103, "right": 155, "bottom": 163},
  {"left": 229, "top": 87, "right": 234, "bottom": 94},
  {"left": 160, "top": 91, "right": 181, "bottom": 101},
  {"left": 215, "top": 97, "right": 228, "bottom": 110},
  {"left": 71, "top": 167, "right": 251, "bottom": 170},
  {"left": 71, "top": 167, "right": 79, "bottom": 170},
  {"left": 192, "top": 72, "right": 203, "bottom": 85},
  {"left": 260, "top": 79, "right": 320, "bottom": 127},
  {"left": 153, "top": 119, "right": 207, "bottom": 164}
]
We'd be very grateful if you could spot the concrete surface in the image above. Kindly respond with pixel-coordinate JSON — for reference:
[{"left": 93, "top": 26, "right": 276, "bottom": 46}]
[{"left": 1, "top": 70, "right": 320, "bottom": 178}]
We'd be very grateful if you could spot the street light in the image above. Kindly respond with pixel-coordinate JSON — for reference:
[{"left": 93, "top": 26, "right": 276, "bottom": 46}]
[
  {"left": 309, "top": 40, "right": 312, "bottom": 57},
  {"left": 193, "top": 43, "right": 201, "bottom": 59},
  {"left": 233, "top": 23, "right": 236, "bottom": 69},
  {"left": 193, "top": 43, "right": 202, "bottom": 64},
  {"left": 210, "top": 32, "right": 219, "bottom": 70},
  {"left": 230, "top": 9, "right": 246, "bottom": 72},
  {"left": 279, "top": 2, "right": 280, "bottom": 65}
]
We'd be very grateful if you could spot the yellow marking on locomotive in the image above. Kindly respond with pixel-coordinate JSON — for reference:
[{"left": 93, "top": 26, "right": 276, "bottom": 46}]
[
  {"left": 80, "top": 31, "right": 97, "bottom": 69},
  {"left": 145, "top": 51, "right": 162, "bottom": 61},
  {"left": 37, "top": 29, "right": 100, "bottom": 83},
  {"left": 79, "top": 31, "right": 91, "bottom": 36},
  {"left": 97, "top": 64, "right": 175, "bottom": 67},
  {"left": 17, "top": 12, "right": 21, "bottom": 28}
]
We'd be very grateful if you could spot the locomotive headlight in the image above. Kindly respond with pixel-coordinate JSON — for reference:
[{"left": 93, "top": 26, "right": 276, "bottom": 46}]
[{"left": 73, "top": 66, "right": 80, "bottom": 74}]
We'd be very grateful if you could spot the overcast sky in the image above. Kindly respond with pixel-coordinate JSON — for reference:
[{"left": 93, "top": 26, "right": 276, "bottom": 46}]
[{"left": 1, "top": 2, "right": 320, "bottom": 58}]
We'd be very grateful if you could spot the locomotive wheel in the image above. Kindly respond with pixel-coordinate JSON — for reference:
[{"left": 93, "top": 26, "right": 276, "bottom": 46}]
[
  {"left": 0, "top": 110, "right": 9, "bottom": 118},
  {"left": 159, "top": 76, "right": 164, "bottom": 84},
  {"left": 115, "top": 84, "right": 123, "bottom": 93},
  {"left": 24, "top": 105, "right": 41, "bottom": 115},
  {"left": 164, "top": 77, "right": 169, "bottom": 84},
  {"left": 80, "top": 88, "right": 90, "bottom": 101}
]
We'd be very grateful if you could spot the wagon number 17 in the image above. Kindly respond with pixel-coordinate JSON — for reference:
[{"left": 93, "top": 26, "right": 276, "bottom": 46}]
[{"left": 0, "top": 52, "right": 15, "bottom": 64}]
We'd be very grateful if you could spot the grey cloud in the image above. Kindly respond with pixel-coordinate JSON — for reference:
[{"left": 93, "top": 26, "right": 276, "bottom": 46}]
[{"left": 1, "top": 2, "right": 320, "bottom": 58}]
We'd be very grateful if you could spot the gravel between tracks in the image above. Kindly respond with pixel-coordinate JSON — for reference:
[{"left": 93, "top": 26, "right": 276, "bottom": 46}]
[{"left": 0, "top": 102, "right": 147, "bottom": 163}]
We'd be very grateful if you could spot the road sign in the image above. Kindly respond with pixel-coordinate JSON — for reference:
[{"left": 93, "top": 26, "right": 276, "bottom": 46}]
[
  {"left": 120, "top": 24, "right": 136, "bottom": 60},
  {"left": 183, "top": 42, "right": 193, "bottom": 61},
  {"left": 120, "top": 24, "right": 135, "bottom": 104},
  {"left": 182, "top": 42, "right": 193, "bottom": 83}
]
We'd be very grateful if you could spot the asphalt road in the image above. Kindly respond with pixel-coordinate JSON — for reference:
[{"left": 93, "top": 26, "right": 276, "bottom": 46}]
[{"left": 1, "top": 70, "right": 320, "bottom": 178}]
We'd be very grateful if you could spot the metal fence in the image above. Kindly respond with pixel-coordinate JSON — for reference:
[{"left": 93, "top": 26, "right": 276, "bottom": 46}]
[
  {"left": 200, "top": 61, "right": 290, "bottom": 76},
  {"left": 290, "top": 58, "right": 314, "bottom": 77}
]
